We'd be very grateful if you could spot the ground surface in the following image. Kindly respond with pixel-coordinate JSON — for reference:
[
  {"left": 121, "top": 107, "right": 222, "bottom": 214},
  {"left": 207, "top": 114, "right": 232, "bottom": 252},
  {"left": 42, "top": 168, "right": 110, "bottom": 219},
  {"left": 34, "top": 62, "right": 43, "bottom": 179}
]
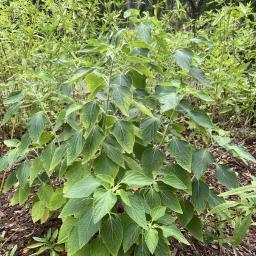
[{"left": 0, "top": 132, "right": 255, "bottom": 256}]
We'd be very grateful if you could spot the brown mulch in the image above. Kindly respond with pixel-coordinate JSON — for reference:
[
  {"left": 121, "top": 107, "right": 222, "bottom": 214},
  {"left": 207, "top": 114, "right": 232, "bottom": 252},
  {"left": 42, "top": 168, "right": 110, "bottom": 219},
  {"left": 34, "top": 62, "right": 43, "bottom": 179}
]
[{"left": 0, "top": 133, "right": 255, "bottom": 256}]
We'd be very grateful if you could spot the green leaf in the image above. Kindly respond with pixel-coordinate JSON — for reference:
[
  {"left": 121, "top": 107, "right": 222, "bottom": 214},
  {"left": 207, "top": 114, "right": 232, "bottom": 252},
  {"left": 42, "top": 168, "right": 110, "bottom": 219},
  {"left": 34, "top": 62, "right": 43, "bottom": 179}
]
[
  {"left": 93, "top": 189, "right": 117, "bottom": 223},
  {"left": 134, "top": 242, "right": 150, "bottom": 256},
  {"left": 168, "top": 139, "right": 193, "bottom": 172},
  {"left": 83, "top": 126, "right": 105, "bottom": 162},
  {"left": 103, "top": 142, "right": 125, "bottom": 168},
  {"left": 67, "top": 130, "right": 85, "bottom": 166},
  {"left": 117, "top": 189, "right": 131, "bottom": 206},
  {"left": 174, "top": 48, "right": 193, "bottom": 70},
  {"left": 123, "top": 194, "right": 147, "bottom": 228},
  {"left": 189, "top": 67, "right": 209, "bottom": 86},
  {"left": 163, "top": 174, "right": 187, "bottom": 190},
  {"left": 154, "top": 236, "right": 171, "bottom": 256},
  {"left": 161, "top": 225, "right": 190, "bottom": 245},
  {"left": 233, "top": 214, "right": 252, "bottom": 246},
  {"left": 177, "top": 200, "right": 194, "bottom": 227},
  {"left": 158, "top": 91, "right": 183, "bottom": 113},
  {"left": 16, "top": 161, "right": 30, "bottom": 186},
  {"left": 228, "top": 145, "right": 256, "bottom": 163},
  {"left": 49, "top": 144, "right": 67, "bottom": 172},
  {"left": 85, "top": 71, "right": 105, "bottom": 98},
  {"left": 41, "top": 142, "right": 56, "bottom": 176},
  {"left": 4, "top": 139, "right": 20, "bottom": 148},
  {"left": 133, "top": 101, "right": 153, "bottom": 117},
  {"left": 192, "top": 149, "right": 214, "bottom": 179},
  {"left": 60, "top": 198, "right": 89, "bottom": 217},
  {"left": 80, "top": 101, "right": 100, "bottom": 128},
  {"left": 145, "top": 228, "right": 159, "bottom": 254},
  {"left": 124, "top": 9, "right": 140, "bottom": 18},
  {"left": 28, "top": 111, "right": 45, "bottom": 142},
  {"left": 159, "top": 185, "right": 182, "bottom": 213},
  {"left": 69, "top": 67, "right": 93, "bottom": 83},
  {"left": 3, "top": 172, "right": 17, "bottom": 192},
  {"left": 215, "top": 165, "right": 239, "bottom": 189},
  {"left": 186, "top": 215, "right": 203, "bottom": 241},
  {"left": 65, "top": 176, "right": 101, "bottom": 198},
  {"left": 187, "top": 108, "right": 213, "bottom": 129},
  {"left": 142, "top": 147, "right": 164, "bottom": 177},
  {"left": 111, "top": 75, "right": 132, "bottom": 116},
  {"left": 140, "top": 117, "right": 160, "bottom": 144},
  {"left": 192, "top": 180, "right": 209, "bottom": 213},
  {"left": 4, "top": 90, "right": 25, "bottom": 105},
  {"left": 128, "top": 70, "right": 146, "bottom": 89},
  {"left": 123, "top": 223, "right": 141, "bottom": 252},
  {"left": 112, "top": 120, "right": 135, "bottom": 154},
  {"left": 76, "top": 208, "right": 101, "bottom": 251},
  {"left": 29, "top": 157, "right": 43, "bottom": 186},
  {"left": 31, "top": 201, "right": 46, "bottom": 223},
  {"left": 121, "top": 170, "right": 153, "bottom": 188},
  {"left": 102, "top": 216, "right": 123, "bottom": 256},
  {"left": 150, "top": 206, "right": 166, "bottom": 221}
]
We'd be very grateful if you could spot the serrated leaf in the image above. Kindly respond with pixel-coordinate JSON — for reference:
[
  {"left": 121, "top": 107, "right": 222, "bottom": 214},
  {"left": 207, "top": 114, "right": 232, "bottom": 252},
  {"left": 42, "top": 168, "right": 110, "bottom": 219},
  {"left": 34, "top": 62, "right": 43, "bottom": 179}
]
[
  {"left": 80, "top": 101, "right": 100, "bottom": 128},
  {"left": 102, "top": 216, "right": 123, "bottom": 256},
  {"left": 140, "top": 117, "right": 160, "bottom": 144},
  {"left": 65, "top": 176, "right": 101, "bottom": 198},
  {"left": 117, "top": 189, "right": 131, "bottom": 206},
  {"left": 103, "top": 142, "right": 124, "bottom": 168},
  {"left": 142, "top": 147, "right": 164, "bottom": 177},
  {"left": 216, "top": 165, "right": 239, "bottom": 189},
  {"left": 60, "top": 198, "right": 89, "bottom": 217},
  {"left": 121, "top": 170, "right": 153, "bottom": 188},
  {"left": 233, "top": 214, "right": 252, "bottom": 246},
  {"left": 28, "top": 111, "right": 45, "bottom": 142},
  {"left": 133, "top": 101, "right": 153, "bottom": 116},
  {"left": 111, "top": 75, "right": 132, "bottom": 116},
  {"left": 67, "top": 130, "right": 85, "bottom": 165},
  {"left": 145, "top": 228, "right": 159, "bottom": 254},
  {"left": 192, "top": 149, "right": 214, "bottom": 179},
  {"left": 93, "top": 189, "right": 117, "bottom": 223},
  {"left": 163, "top": 174, "right": 187, "bottom": 190},
  {"left": 187, "top": 108, "right": 213, "bottom": 129},
  {"left": 168, "top": 139, "right": 193, "bottom": 172},
  {"left": 49, "top": 144, "right": 67, "bottom": 172},
  {"left": 123, "top": 194, "right": 147, "bottom": 228},
  {"left": 161, "top": 225, "right": 190, "bottom": 245},
  {"left": 4, "top": 90, "right": 25, "bottom": 105},
  {"left": 174, "top": 48, "right": 193, "bottom": 70},
  {"left": 83, "top": 126, "right": 105, "bottom": 162},
  {"left": 112, "top": 120, "right": 135, "bottom": 154},
  {"left": 192, "top": 180, "right": 209, "bottom": 213},
  {"left": 150, "top": 206, "right": 166, "bottom": 221},
  {"left": 123, "top": 223, "right": 141, "bottom": 252}
]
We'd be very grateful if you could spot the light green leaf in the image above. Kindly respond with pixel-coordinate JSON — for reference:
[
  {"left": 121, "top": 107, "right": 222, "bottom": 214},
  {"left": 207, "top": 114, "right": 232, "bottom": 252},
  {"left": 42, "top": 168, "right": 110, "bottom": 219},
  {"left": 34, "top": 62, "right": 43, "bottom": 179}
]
[
  {"left": 65, "top": 176, "right": 101, "bottom": 198},
  {"left": 102, "top": 216, "right": 123, "bottom": 256},
  {"left": 93, "top": 189, "right": 117, "bottom": 223},
  {"left": 85, "top": 71, "right": 105, "bottom": 98},
  {"left": 168, "top": 139, "right": 193, "bottom": 172},
  {"left": 161, "top": 225, "right": 190, "bottom": 245},
  {"left": 4, "top": 90, "right": 25, "bottom": 105},
  {"left": 16, "top": 161, "right": 30, "bottom": 186},
  {"left": 121, "top": 170, "right": 153, "bottom": 188},
  {"left": 216, "top": 165, "right": 239, "bottom": 189},
  {"left": 150, "top": 206, "right": 166, "bottom": 221},
  {"left": 133, "top": 100, "right": 153, "bottom": 116},
  {"left": 28, "top": 111, "right": 45, "bottom": 142},
  {"left": 29, "top": 157, "right": 43, "bottom": 186},
  {"left": 112, "top": 120, "right": 135, "bottom": 154},
  {"left": 233, "top": 215, "right": 252, "bottom": 246},
  {"left": 117, "top": 189, "right": 131, "bottom": 206},
  {"left": 192, "top": 149, "right": 214, "bottom": 179},
  {"left": 163, "top": 174, "right": 187, "bottom": 190},
  {"left": 60, "top": 198, "right": 88, "bottom": 217},
  {"left": 189, "top": 67, "right": 209, "bottom": 86},
  {"left": 145, "top": 228, "right": 159, "bottom": 254},
  {"left": 49, "top": 144, "right": 67, "bottom": 172},
  {"left": 158, "top": 92, "right": 183, "bottom": 113}
]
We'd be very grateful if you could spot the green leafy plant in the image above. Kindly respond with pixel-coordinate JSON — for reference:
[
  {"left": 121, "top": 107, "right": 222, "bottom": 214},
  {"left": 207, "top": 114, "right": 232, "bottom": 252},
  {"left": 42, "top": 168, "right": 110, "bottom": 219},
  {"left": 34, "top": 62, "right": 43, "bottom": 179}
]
[
  {"left": 1, "top": 6, "right": 256, "bottom": 256},
  {"left": 27, "top": 229, "right": 64, "bottom": 256}
]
